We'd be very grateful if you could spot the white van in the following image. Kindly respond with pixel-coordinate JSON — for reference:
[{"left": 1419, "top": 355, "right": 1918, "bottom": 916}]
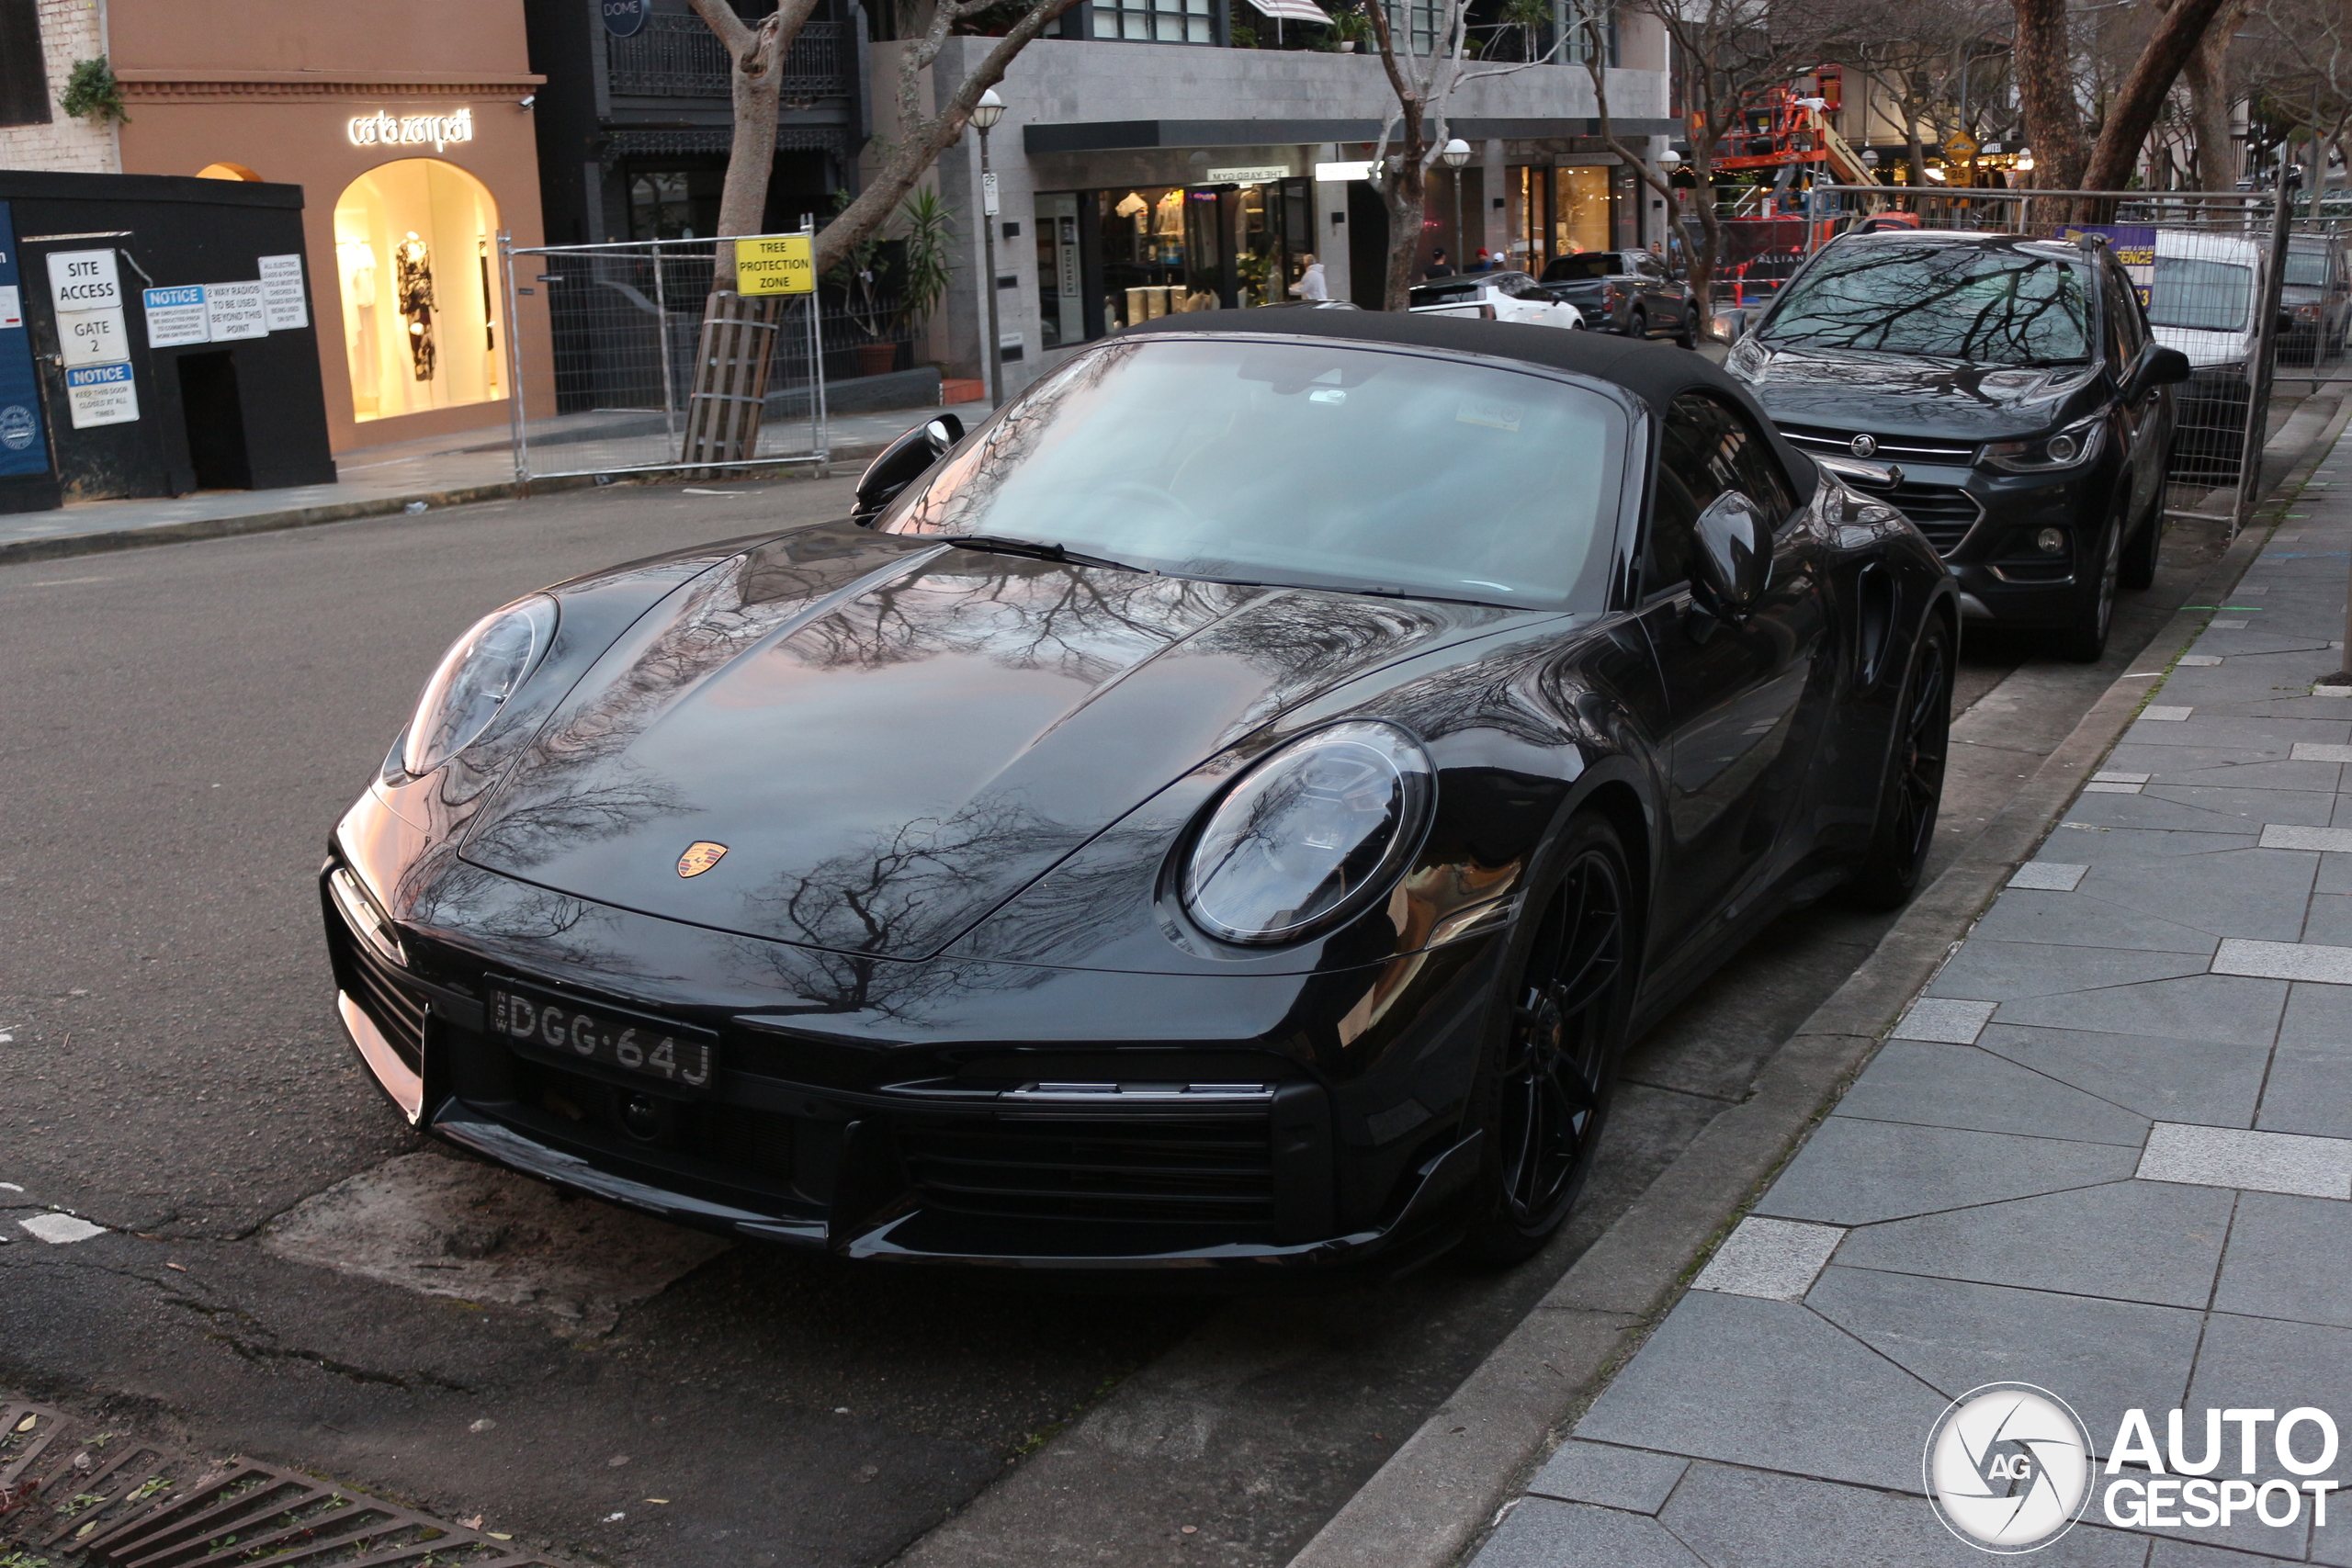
[{"left": 2147, "top": 231, "right": 2264, "bottom": 474}]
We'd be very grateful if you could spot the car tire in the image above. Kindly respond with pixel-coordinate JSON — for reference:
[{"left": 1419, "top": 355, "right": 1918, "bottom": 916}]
[
  {"left": 1455, "top": 814, "right": 1634, "bottom": 1266},
  {"left": 1628, "top": 307, "right": 1648, "bottom": 340},
  {"left": 1839, "top": 618, "right": 1952, "bottom": 910},
  {"left": 1673, "top": 311, "right": 1697, "bottom": 350},
  {"left": 2118, "top": 490, "right": 2163, "bottom": 592},
  {"left": 2052, "top": 514, "right": 2122, "bottom": 662}
]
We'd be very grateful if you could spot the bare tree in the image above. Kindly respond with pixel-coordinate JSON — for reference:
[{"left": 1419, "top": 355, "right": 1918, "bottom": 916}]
[
  {"left": 1585, "top": 0, "right": 1861, "bottom": 333},
  {"left": 2080, "top": 0, "right": 2234, "bottom": 189},
  {"left": 2012, "top": 0, "right": 2235, "bottom": 193},
  {"left": 2182, "top": 0, "right": 2249, "bottom": 189},
  {"left": 673, "top": 0, "right": 1080, "bottom": 467},
  {"left": 2240, "top": 0, "right": 2352, "bottom": 206},
  {"left": 1363, "top": 0, "right": 1563, "bottom": 310}
]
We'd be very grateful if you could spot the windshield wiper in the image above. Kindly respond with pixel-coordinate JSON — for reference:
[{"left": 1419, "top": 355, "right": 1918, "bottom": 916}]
[{"left": 941, "top": 534, "right": 1146, "bottom": 573}]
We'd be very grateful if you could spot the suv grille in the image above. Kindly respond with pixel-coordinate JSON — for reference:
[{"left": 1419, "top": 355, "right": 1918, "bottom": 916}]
[
  {"left": 1776, "top": 423, "right": 1980, "bottom": 465},
  {"left": 894, "top": 1110, "right": 1276, "bottom": 1227}
]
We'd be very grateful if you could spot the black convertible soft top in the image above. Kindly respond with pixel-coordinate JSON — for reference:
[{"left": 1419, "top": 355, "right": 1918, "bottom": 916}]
[{"left": 1122, "top": 308, "right": 1818, "bottom": 502}]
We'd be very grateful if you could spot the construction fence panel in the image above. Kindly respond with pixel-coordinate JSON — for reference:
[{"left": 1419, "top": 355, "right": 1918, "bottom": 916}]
[
  {"left": 1781, "top": 185, "right": 2350, "bottom": 536},
  {"left": 500, "top": 235, "right": 915, "bottom": 482}
]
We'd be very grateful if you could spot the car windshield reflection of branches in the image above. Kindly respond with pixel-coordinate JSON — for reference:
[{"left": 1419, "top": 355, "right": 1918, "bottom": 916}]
[
  {"left": 1763, "top": 244, "right": 2091, "bottom": 366},
  {"left": 882, "top": 337, "right": 1623, "bottom": 611}
]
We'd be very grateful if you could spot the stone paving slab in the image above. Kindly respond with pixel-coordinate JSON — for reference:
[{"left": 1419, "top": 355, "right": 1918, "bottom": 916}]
[{"left": 1466, "top": 419, "right": 2352, "bottom": 1568}]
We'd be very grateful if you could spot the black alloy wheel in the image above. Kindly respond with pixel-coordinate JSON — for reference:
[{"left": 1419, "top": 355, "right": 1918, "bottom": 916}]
[
  {"left": 1460, "top": 817, "right": 1632, "bottom": 1264},
  {"left": 2054, "top": 515, "right": 2121, "bottom": 662},
  {"left": 1629, "top": 306, "right": 1649, "bottom": 340},
  {"left": 1840, "top": 622, "right": 1953, "bottom": 910}
]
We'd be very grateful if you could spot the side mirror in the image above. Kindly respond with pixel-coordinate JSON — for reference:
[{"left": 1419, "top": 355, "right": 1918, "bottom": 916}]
[
  {"left": 852, "top": 413, "right": 965, "bottom": 525},
  {"left": 1690, "top": 490, "right": 1770, "bottom": 619},
  {"left": 2141, "top": 346, "right": 2193, "bottom": 389}
]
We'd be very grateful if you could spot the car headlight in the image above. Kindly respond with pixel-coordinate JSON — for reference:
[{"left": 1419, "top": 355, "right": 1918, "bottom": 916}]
[
  {"left": 1180, "top": 721, "right": 1434, "bottom": 945},
  {"left": 1981, "top": 412, "right": 2107, "bottom": 473},
  {"left": 400, "top": 595, "right": 559, "bottom": 777}
]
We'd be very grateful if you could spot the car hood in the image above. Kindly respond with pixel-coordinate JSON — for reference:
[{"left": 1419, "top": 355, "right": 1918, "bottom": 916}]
[
  {"left": 459, "top": 524, "right": 1547, "bottom": 960},
  {"left": 1731, "top": 343, "right": 2100, "bottom": 440}
]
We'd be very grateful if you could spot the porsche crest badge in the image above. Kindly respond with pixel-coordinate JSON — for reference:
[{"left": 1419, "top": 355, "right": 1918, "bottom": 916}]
[{"left": 676, "top": 841, "right": 729, "bottom": 878}]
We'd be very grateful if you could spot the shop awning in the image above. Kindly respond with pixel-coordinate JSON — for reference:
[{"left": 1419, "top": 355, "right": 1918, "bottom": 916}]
[{"left": 1241, "top": 0, "right": 1332, "bottom": 23}]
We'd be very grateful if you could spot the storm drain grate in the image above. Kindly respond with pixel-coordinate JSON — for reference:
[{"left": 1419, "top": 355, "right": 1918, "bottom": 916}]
[{"left": 1, "top": 1397, "right": 570, "bottom": 1567}]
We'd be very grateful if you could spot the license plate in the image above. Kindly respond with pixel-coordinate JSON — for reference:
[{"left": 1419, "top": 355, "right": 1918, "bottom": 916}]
[{"left": 488, "top": 979, "right": 720, "bottom": 1096}]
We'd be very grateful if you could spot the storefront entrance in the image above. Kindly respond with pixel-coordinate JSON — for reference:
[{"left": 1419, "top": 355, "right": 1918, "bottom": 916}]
[
  {"left": 1084, "top": 177, "right": 1317, "bottom": 332},
  {"left": 333, "top": 158, "right": 503, "bottom": 423}
]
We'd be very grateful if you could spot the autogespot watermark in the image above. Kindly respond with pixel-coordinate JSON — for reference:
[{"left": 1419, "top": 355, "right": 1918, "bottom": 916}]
[{"left": 1924, "top": 1385, "right": 2342, "bottom": 1554}]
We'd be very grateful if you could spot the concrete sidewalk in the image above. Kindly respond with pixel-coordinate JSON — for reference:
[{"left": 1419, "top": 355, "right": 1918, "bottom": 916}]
[
  {"left": 0, "top": 401, "right": 956, "bottom": 566},
  {"left": 1473, "top": 436, "right": 2352, "bottom": 1562}
]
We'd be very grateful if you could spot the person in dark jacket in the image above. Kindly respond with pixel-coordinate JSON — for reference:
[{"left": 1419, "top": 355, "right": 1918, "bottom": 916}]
[{"left": 1423, "top": 249, "right": 1455, "bottom": 279}]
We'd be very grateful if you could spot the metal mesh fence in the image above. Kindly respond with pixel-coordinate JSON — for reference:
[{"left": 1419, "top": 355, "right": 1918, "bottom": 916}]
[
  {"left": 1770, "top": 185, "right": 2350, "bottom": 535},
  {"left": 501, "top": 235, "right": 916, "bottom": 481}
]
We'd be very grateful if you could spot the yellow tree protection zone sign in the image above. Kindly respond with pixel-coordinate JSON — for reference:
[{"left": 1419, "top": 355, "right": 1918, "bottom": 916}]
[{"left": 735, "top": 235, "right": 814, "bottom": 295}]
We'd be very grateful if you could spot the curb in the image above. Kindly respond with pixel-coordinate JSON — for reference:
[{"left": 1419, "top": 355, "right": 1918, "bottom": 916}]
[
  {"left": 0, "top": 442, "right": 888, "bottom": 570},
  {"left": 1283, "top": 397, "right": 2352, "bottom": 1568}
]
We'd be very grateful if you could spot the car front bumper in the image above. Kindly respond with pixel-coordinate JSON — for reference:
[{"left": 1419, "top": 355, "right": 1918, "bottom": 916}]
[
  {"left": 324, "top": 790, "right": 1505, "bottom": 1279},
  {"left": 1839, "top": 459, "right": 2114, "bottom": 631}
]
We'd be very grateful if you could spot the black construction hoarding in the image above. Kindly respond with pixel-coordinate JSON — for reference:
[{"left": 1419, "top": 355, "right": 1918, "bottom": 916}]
[{"left": 0, "top": 170, "right": 334, "bottom": 515}]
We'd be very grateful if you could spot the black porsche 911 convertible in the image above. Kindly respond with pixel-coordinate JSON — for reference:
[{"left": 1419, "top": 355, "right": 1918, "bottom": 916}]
[{"left": 324, "top": 310, "right": 1954, "bottom": 1277}]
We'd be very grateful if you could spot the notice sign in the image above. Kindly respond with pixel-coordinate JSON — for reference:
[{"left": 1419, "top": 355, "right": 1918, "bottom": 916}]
[
  {"left": 258, "top": 254, "right": 308, "bottom": 330},
  {"left": 206, "top": 280, "right": 267, "bottom": 341},
  {"left": 144, "top": 285, "right": 209, "bottom": 347},
  {"left": 734, "top": 234, "right": 813, "bottom": 296},
  {"left": 65, "top": 361, "right": 139, "bottom": 428}
]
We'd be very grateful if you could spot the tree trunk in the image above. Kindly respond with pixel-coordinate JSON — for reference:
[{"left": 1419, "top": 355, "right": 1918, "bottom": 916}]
[
  {"left": 1903, "top": 100, "right": 1930, "bottom": 191},
  {"left": 2080, "top": 0, "right": 2231, "bottom": 192},
  {"left": 2183, "top": 0, "right": 2243, "bottom": 191},
  {"left": 1365, "top": 0, "right": 1430, "bottom": 310},
  {"left": 2011, "top": 0, "right": 2087, "bottom": 190}
]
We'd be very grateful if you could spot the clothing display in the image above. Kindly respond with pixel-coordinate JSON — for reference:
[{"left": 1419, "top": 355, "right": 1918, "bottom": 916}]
[{"left": 395, "top": 231, "right": 435, "bottom": 383}]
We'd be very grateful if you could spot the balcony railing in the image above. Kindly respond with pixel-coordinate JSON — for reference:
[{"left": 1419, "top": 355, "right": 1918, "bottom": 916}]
[{"left": 607, "top": 17, "right": 849, "bottom": 98}]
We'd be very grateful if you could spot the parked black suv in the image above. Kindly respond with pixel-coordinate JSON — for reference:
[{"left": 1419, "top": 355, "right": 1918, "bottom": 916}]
[
  {"left": 1539, "top": 250, "right": 1696, "bottom": 345},
  {"left": 1725, "top": 231, "right": 2191, "bottom": 660}
]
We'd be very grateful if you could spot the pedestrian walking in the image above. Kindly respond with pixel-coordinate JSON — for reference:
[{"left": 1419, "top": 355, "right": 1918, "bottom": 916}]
[
  {"left": 1288, "top": 254, "right": 1329, "bottom": 300},
  {"left": 1423, "top": 248, "right": 1455, "bottom": 278}
]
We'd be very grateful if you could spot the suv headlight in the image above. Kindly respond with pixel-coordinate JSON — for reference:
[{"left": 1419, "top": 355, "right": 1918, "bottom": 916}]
[
  {"left": 1981, "top": 412, "right": 2107, "bottom": 473},
  {"left": 1180, "top": 721, "right": 1434, "bottom": 945},
  {"left": 400, "top": 595, "right": 559, "bottom": 777}
]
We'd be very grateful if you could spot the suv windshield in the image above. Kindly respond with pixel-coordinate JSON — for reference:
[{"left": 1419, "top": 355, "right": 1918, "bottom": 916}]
[
  {"left": 885, "top": 337, "right": 1625, "bottom": 611},
  {"left": 2149, "top": 255, "right": 2253, "bottom": 332},
  {"left": 1759, "top": 243, "right": 2092, "bottom": 365},
  {"left": 2284, "top": 248, "right": 2334, "bottom": 288}
]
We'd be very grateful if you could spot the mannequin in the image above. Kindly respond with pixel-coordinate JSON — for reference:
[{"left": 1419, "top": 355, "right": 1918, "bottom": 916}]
[{"left": 396, "top": 231, "right": 436, "bottom": 382}]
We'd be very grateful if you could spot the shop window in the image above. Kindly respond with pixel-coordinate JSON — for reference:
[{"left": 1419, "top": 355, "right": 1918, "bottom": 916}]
[
  {"left": 197, "top": 163, "right": 263, "bottom": 182},
  {"left": 334, "top": 158, "right": 503, "bottom": 423},
  {"left": 1091, "top": 0, "right": 1212, "bottom": 44},
  {"left": 0, "top": 0, "right": 48, "bottom": 128},
  {"left": 1554, "top": 167, "right": 1611, "bottom": 257},
  {"left": 628, "top": 168, "right": 725, "bottom": 241}
]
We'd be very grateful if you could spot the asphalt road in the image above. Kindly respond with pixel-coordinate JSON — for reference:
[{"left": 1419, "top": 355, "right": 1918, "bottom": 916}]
[{"left": 0, "top": 474, "right": 2237, "bottom": 1567}]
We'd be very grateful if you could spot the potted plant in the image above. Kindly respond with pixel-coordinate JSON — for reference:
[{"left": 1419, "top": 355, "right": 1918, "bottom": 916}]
[{"left": 1329, "top": 6, "right": 1370, "bottom": 51}]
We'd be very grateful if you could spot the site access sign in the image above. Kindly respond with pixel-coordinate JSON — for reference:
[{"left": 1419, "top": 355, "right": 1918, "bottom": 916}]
[{"left": 734, "top": 235, "right": 814, "bottom": 296}]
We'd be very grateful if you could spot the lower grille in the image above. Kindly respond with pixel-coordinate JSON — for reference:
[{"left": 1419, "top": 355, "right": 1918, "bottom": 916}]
[
  {"left": 514, "top": 1054, "right": 798, "bottom": 1190},
  {"left": 1837, "top": 474, "right": 1983, "bottom": 555},
  {"left": 328, "top": 907, "right": 426, "bottom": 1071},
  {"left": 895, "top": 1111, "right": 1277, "bottom": 1227}
]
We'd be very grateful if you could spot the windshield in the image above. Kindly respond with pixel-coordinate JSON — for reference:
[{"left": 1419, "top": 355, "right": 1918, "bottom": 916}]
[
  {"left": 2284, "top": 249, "right": 2334, "bottom": 288},
  {"left": 1408, "top": 281, "right": 1482, "bottom": 306},
  {"left": 1542, "top": 253, "right": 1616, "bottom": 282},
  {"left": 2148, "top": 255, "right": 2254, "bottom": 332},
  {"left": 1758, "top": 243, "right": 2092, "bottom": 365},
  {"left": 884, "top": 337, "right": 1625, "bottom": 611}
]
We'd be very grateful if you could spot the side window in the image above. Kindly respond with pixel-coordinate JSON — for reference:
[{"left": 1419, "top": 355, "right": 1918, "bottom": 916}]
[
  {"left": 1505, "top": 274, "right": 1551, "bottom": 301},
  {"left": 1635, "top": 254, "right": 1667, "bottom": 281},
  {"left": 2108, "top": 263, "right": 2147, "bottom": 359},
  {"left": 1648, "top": 392, "right": 1796, "bottom": 594},
  {"left": 1647, "top": 395, "right": 1728, "bottom": 594}
]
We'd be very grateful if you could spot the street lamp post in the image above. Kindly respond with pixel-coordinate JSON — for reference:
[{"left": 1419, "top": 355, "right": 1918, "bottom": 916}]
[
  {"left": 971, "top": 87, "right": 1006, "bottom": 408},
  {"left": 1441, "top": 138, "right": 1472, "bottom": 267}
]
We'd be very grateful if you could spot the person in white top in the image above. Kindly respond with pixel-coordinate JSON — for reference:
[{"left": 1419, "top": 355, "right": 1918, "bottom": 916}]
[{"left": 1289, "top": 255, "right": 1329, "bottom": 301}]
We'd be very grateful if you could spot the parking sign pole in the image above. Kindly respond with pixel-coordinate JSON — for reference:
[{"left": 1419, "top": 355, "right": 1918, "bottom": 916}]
[{"left": 2231, "top": 163, "right": 2293, "bottom": 542}]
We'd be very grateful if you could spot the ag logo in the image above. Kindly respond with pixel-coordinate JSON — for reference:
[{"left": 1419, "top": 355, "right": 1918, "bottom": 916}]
[
  {"left": 675, "top": 840, "right": 729, "bottom": 877},
  {"left": 1925, "top": 1382, "right": 2093, "bottom": 1553}
]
